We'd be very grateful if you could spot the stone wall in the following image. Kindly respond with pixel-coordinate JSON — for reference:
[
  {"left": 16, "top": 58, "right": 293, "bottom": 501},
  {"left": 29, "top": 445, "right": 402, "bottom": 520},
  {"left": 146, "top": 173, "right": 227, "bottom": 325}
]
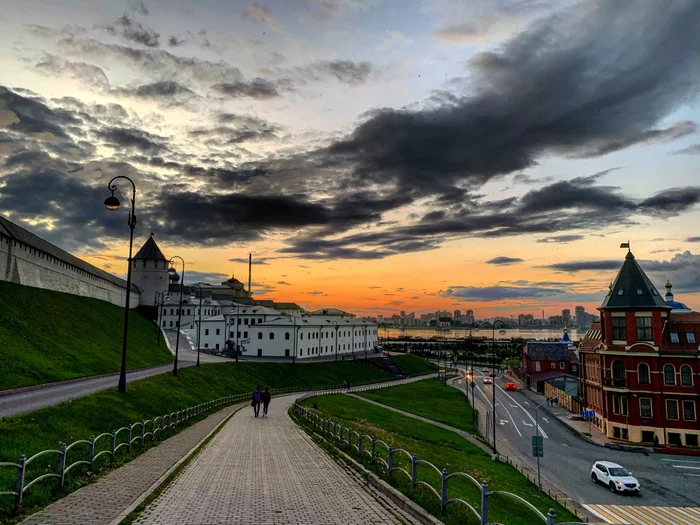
[{"left": 0, "top": 232, "right": 140, "bottom": 308}]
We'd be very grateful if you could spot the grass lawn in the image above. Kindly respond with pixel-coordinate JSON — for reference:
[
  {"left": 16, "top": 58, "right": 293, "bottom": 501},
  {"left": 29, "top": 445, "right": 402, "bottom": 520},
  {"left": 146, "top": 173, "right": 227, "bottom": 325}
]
[
  {"left": 0, "top": 361, "right": 393, "bottom": 522},
  {"left": 392, "top": 354, "right": 439, "bottom": 376},
  {"left": 297, "top": 395, "right": 580, "bottom": 525},
  {"left": 0, "top": 281, "right": 173, "bottom": 390},
  {"left": 357, "top": 378, "right": 478, "bottom": 435}
]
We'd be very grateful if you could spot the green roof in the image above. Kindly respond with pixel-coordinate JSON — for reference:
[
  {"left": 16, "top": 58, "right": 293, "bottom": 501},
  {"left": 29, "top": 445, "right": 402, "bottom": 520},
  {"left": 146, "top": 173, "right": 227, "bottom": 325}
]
[{"left": 600, "top": 250, "right": 669, "bottom": 309}]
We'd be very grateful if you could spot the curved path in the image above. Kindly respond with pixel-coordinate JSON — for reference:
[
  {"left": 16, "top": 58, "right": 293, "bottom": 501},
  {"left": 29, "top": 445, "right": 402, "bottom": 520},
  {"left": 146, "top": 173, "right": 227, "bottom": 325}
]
[{"left": 134, "top": 394, "right": 413, "bottom": 524}]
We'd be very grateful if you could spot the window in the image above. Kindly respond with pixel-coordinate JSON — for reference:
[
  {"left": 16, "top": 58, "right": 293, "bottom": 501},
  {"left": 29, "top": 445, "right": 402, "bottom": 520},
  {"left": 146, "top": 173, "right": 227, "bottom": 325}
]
[
  {"left": 205, "top": 329, "right": 209, "bottom": 335},
  {"left": 687, "top": 434, "right": 699, "bottom": 447},
  {"left": 666, "top": 399, "right": 679, "bottom": 420},
  {"left": 229, "top": 331, "right": 234, "bottom": 338},
  {"left": 640, "top": 398, "right": 652, "bottom": 418},
  {"left": 285, "top": 349, "right": 290, "bottom": 357},
  {"left": 251, "top": 319, "right": 255, "bottom": 326},
  {"left": 237, "top": 331, "right": 241, "bottom": 338},
  {"left": 612, "top": 317, "right": 626, "bottom": 340},
  {"left": 664, "top": 364, "right": 676, "bottom": 385},
  {"left": 688, "top": 332, "right": 696, "bottom": 344},
  {"left": 259, "top": 318, "right": 263, "bottom": 323},
  {"left": 617, "top": 289, "right": 624, "bottom": 296},
  {"left": 636, "top": 289, "right": 643, "bottom": 295},
  {"left": 284, "top": 332, "right": 290, "bottom": 340},
  {"left": 612, "top": 395, "right": 620, "bottom": 415},
  {"left": 681, "top": 365, "right": 693, "bottom": 386},
  {"left": 270, "top": 333, "right": 275, "bottom": 340},
  {"left": 257, "top": 332, "right": 263, "bottom": 339},
  {"left": 671, "top": 332, "right": 680, "bottom": 343},
  {"left": 216, "top": 329, "right": 220, "bottom": 335},
  {"left": 551, "top": 362, "right": 556, "bottom": 369},
  {"left": 244, "top": 331, "right": 248, "bottom": 338},
  {"left": 244, "top": 318, "right": 248, "bottom": 324},
  {"left": 620, "top": 396, "right": 628, "bottom": 416},
  {"left": 301, "top": 334, "right": 304, "bottom": 340},
  {"left": 612, "top": 360, "right": 625, "bottom": 379},
  {"left": 238, "top": 318, "right": 241, "bottom": 325},
  {"left": 559, "top": 362, "right": 566, "bottom": 369},
  {"left": 683, "top": 400, "right": 696, "bottom": 421},
  {"left": 638, "top": 363, "right": 650, "bottom": 384},
  {"left": 636, "top": 316, "right": 653, "bottom": 341},
  {"left": 216, "top": 343, "right": 220, "bottom": 350}
]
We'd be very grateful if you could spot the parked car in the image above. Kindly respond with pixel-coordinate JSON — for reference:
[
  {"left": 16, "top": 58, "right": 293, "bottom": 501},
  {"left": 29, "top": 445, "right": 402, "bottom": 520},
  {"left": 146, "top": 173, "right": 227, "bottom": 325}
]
[
  {"left": 483, "top": 377, "right": 493, "bottom": 384},
  {"left": 590, "top": 461, "right": 640, "bottom": 494},
  {"left": 505, "top": 382, "right": 517, "bottom": 391}
]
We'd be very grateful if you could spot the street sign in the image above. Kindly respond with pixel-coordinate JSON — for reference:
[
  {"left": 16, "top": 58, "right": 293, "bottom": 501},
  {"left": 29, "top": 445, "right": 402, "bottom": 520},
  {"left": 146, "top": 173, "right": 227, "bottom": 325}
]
[
  {"left": 582, "top": 410, "right": 595, "bottom": 418},
  {"left": 469, "top": 381, "right": 476, "bottom": 389},
  {"left": 532, "top": 435, "right": 544, "bottom": 457}
]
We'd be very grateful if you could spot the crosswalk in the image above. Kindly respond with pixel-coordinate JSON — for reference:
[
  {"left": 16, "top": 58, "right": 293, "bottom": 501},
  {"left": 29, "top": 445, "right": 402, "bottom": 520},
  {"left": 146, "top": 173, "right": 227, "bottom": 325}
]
[{"left": 584, "top": 504, "right": 700, "bottom": 524}]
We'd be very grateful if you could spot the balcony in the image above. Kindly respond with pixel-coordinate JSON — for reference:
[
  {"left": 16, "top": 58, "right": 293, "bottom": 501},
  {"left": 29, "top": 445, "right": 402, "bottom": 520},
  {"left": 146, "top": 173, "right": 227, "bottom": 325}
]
[{"left": 603, "top": 378, "right": 628, "bottom": 388}]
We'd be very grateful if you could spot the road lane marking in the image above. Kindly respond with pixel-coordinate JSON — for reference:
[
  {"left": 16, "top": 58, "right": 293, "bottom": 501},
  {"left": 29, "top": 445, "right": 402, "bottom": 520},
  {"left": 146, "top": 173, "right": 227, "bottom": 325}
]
[
  {"left": 583, "top": 505, "right": 700, "bottom": 525},
  {"left": 683, "top": 473, "right": 700, "bottom": 477},
  {"left": 672, "top": 465, "right": 700, "bottom": 470},
  {"left": 522, "top": 421, "right": 533, "bottom": 427},
  {"left": 490, "top": 389, "right": 523, "bottom": 437},
  {"left": 542, "top": 417, "right": 549, "bottom": 423},
  {"left": 661, "top": 459, "right": 700, "bottom": 464},
  {"left": 495, "top": 385, "right": 548, "bottom": 438}
]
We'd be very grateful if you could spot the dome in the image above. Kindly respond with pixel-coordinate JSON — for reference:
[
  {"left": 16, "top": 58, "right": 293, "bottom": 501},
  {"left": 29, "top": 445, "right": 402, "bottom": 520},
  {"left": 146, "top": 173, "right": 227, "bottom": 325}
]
[
  {"left": 664, "top": 279, "right": 691, "bottom": 313},
  {"left": 169, "top": 272, "right": 180, "bottom": 281}
]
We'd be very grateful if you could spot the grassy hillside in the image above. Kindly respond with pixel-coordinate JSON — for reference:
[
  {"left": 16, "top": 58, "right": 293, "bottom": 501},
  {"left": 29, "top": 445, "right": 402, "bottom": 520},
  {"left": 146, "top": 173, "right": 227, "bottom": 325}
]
[
  {"left": 0, "top": 281, "right": 173, "bottom": 390},
  {"left": 392, "top": 354, "right": 438, "bottom": 376},
  {"left": 0, "top": 360, "right": 393, "bottom": 520}
]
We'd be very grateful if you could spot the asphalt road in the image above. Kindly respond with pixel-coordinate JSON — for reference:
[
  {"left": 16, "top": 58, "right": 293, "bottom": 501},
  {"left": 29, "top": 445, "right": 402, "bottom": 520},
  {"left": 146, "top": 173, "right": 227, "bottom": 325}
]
[{"left": 463, "top": 369, "right": 699, "bottom": 508}]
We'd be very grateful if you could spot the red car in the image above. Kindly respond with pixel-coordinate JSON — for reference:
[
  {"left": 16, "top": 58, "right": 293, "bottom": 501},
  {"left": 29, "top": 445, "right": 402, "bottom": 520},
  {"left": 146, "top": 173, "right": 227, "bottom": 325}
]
[{"left": 505, "top": 382, "right": 518, "bottom": 391}]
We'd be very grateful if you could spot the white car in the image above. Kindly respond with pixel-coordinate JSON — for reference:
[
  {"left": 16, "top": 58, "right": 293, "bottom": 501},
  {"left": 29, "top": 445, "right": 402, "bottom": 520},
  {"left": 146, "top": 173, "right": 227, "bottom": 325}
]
[
  {"left": 590, "top": 461, "right": 640, "bottom": 494},
  {"left": 483, "top": 377, "right": 493, "bottom": 384}
]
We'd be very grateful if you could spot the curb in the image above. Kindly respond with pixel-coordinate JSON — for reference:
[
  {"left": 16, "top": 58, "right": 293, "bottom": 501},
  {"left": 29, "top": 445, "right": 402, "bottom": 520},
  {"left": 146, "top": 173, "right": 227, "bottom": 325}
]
[{"left": 110, "top": 402, "right": 246, "bottom": 525}]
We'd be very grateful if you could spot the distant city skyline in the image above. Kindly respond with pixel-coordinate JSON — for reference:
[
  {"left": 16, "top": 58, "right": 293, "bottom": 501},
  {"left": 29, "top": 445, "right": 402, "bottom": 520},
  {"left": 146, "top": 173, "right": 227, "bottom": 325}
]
[{"left": 1, "top": 1, "right": 700, "bottom": 317}]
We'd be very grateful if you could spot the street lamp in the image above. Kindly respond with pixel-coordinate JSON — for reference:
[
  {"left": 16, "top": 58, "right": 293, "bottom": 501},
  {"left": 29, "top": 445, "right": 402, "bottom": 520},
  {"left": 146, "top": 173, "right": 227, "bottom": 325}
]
[
  {"left": 488, "top": 320, "right": 507, "bottom": 457},
  {"left": 168, "top": 256, "right": 185, "bottom": 376},
  {"left": 104, "top": 176, "right": 136, "bottom": 394},
  {"left": 189, "top": 282, "right": 207, "bottom": 367}
]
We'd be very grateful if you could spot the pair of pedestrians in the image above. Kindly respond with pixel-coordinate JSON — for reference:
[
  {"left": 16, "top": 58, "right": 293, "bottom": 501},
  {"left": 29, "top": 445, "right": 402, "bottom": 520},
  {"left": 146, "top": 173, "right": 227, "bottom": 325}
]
[{"left": 251, "top": 385, "right": 271, "bottom": 417}]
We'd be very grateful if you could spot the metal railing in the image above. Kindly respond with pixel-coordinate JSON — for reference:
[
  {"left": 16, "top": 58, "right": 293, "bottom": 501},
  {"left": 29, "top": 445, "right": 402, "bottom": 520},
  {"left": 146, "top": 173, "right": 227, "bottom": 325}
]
[
  {"left": 293, "top": 402, "right": 583, "bottom": 525},
  {"left": 0, "top": 374, "right": 417, "bottom": 511}
]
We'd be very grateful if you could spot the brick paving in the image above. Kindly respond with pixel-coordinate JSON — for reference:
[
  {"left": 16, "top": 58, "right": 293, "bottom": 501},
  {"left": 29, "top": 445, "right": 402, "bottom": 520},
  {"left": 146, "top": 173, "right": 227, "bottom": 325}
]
[
  {"left": 134, "top": 395, "right": 408, "bottom": 525},
  {"left": 19, "top": 404, "right": 241, "bottom": 525}
]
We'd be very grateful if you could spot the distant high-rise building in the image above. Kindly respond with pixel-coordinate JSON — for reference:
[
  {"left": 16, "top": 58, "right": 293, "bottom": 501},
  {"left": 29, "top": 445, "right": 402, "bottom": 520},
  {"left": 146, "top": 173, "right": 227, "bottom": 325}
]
[
  {"left": 454, "top": 309, "right": 461, "bottom": 319},
  {"left": 575, "top": 305, "right": 585, "bottom": 327},
  {"left": 562, "top": 309, "right": 571, "bottom": 327}
]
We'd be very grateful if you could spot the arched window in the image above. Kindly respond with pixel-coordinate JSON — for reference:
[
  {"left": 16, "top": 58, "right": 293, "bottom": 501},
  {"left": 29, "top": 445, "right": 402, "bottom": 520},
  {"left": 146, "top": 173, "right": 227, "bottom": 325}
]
[
  {"left": 269, "top": 332, "right": 275, "bottom": 340},
  {"left": 681, "top": 365, "right": 693, "bottom": 386},
  {"left": 638, "top": 363, "right": 650, "bottom": 384},
  {"left": 612, "top": 360, "right": 625, "bottom": 379},
  {"left": 285, "top": 332, "right": 290, "bottom": 340},
  {"left": 664, "top": 364, "right": 676, "bottom": 385},
  {"left": 301, "top": 333, "right": 304, "bottom": 340},
  {"left": 258, "top": 332, "right": 263, "bottom": 340}
]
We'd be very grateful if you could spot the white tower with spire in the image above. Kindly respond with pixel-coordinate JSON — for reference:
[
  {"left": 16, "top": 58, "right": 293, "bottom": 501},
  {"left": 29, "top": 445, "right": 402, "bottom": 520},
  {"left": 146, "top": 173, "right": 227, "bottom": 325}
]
[{"left": 131, "top": 234, "right": 169, "bottom": 306}]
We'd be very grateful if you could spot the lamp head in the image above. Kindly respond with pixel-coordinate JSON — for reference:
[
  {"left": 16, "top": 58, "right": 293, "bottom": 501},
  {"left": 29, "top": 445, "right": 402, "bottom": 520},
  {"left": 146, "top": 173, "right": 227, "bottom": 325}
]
[
  {"left": 189, "top": 292, "right": 196, "bottom": 300},
  {"left": 168, "top": 266, "right": 176, "bottom": 274},
  {"left": 499, "top": 328, "right": 507, "bottom": 335},
  {"left": 104, "top": 192, "right": 121, "bottom": 211}
]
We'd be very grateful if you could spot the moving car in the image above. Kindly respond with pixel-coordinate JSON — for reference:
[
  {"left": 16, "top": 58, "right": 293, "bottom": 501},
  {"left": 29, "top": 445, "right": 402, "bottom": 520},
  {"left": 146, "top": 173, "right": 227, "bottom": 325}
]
[
  {"left": 483, "top": 377, "right": 493, "bottom": 384},
  {"left": 482, "top": 367, "right": 490, "bottom": 373},
  {"left": 590, "top": 461, "right": 640, "bottom": 494},
  {"left": 504, "top": 382, "right": 518, "bottom": 391}
]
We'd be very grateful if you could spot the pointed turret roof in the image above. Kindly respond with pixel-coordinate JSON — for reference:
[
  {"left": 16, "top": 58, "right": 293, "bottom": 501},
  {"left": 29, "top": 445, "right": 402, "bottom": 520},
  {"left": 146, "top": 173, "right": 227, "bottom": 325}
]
[
  {"left": 600, "top": 250, "right": 669, "bottom": 309},
  {"left": 134, "top": 234, "right": 167, "bottom": 261}
]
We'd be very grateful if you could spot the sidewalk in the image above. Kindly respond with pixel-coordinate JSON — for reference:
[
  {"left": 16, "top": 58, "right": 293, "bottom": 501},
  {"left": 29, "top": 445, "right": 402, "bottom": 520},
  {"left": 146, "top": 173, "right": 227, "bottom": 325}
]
[
  {"left": 19, "top": 403, "right": 242, "bottom": 525},
  {"left": 132, "top": 394, "right": 412, "bottom": 524}
]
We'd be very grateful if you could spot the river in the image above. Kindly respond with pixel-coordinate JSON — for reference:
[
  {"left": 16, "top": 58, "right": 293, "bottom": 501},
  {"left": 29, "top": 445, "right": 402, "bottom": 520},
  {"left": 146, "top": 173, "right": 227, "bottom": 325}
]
[{"left": 379, "top": 327, "right": 584, "bottom": 342}]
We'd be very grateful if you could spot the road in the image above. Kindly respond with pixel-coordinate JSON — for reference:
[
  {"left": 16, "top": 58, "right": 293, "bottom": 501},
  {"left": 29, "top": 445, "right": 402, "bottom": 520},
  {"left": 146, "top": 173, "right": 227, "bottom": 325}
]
[{"left": 462, "top": 369, "right": 699, "bottom": 509}]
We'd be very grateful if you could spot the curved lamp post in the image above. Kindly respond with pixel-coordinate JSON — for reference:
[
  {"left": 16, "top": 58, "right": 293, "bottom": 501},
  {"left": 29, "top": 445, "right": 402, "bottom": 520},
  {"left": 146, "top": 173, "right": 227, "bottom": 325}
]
[
  {"left": 168, "top": 256, "right": 185, "bottom": 376},
  {"left": 104, "top": 176, "right": 136, "bottom": 394},
  {"left": 189, "top": 282, "right": 207, "bottom": 367},
  {"left": 487, "top": 320, "right": 507, "bottom": 457}
]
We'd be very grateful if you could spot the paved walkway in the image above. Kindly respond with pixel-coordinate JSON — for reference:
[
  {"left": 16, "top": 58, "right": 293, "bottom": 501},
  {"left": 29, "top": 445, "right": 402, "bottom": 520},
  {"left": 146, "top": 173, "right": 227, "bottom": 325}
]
[
  {"left": 0, "top": 361, "right": 195, "bottom": 418},
  {"left": 20, "top": 403, "right": 241, "bottom": 525},
  {"left": 133, "top": 394, "right": 410, "bottom": 525}
]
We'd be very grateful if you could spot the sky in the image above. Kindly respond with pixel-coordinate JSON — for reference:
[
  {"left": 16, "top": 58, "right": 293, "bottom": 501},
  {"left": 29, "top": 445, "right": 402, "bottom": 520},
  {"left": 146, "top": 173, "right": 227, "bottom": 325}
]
[{"left": 1, "top": 0, "right": 700, "bottom": 318}]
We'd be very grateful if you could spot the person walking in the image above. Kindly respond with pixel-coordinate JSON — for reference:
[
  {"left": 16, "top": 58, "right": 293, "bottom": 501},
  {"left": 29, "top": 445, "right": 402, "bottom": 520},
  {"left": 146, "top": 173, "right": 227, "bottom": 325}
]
[
  {"left": 262, "top": 387, "right": 271, "bottom": 417},
  {"left": 251, "top": 385, "right": 262, "bottom": 417}
]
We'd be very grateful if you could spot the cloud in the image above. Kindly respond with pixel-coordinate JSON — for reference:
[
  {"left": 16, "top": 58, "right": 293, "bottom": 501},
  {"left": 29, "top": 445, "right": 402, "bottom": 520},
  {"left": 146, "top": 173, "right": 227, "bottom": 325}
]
[
  {"left": 211, "top": 79, "right": 281, "bottom": 99},
  {"left": 35, "top": 55, "right": 109, "bottom": 88},
  {"left": 674, "top": 144, "right": 700, "bottom": 155},
  {"left": 307, "top": 291, "right": 327, "bottom": 296},
  {"left": 105, "top": 13, "right": 160, "bottom": 47},
  {"left": 277, "top": 280, "right": 290, "bottom": 285},
  {"left": 687, "top": 237, "right": 700, "bottom": 242},
  {"left": 96, "top": 126, "right": 166, "bottom": 153},
  {"left": 183, "top": 271, "right": 229, "bottom": 285},
  {"left": 245, "top": 3, "right": 279, "bottom": 27},
  {"left": 300, "top": 60, "right": 373, "bottom": 85},
  {"left": 168, "top": 35, "right": 186, "bottom": 47},
  {"left": 442, "top": 285, "right": 565, "bottom": 302},
  {"left": 228, "top": 257, "right": 271, "bottom": 265},
  {"left": 486, "top": 256, "right": 523, "bottom": 265},
  {"left": 536, "top": 234, "right": 584, "bottom": 244},
  {"left": 644, "top": 251, "right": 700, "bottom": 293},
  {"left": 543, "top": 261, "right": 621, "bottom": 272}
]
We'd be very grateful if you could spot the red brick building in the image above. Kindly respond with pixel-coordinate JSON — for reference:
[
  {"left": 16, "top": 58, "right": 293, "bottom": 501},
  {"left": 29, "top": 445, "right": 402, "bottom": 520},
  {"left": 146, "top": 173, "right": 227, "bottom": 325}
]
[
  {"left": 521, "top": 341, "right": 579, "bottom": 393},
  {"left": 579, "top": 250, "right": 700, "bottom": 447}
]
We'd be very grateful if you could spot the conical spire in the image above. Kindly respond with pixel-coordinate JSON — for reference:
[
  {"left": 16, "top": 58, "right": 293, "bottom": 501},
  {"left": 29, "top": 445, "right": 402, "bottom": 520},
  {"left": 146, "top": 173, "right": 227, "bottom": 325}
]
[
  {"left": 134, "top": 235, "right": 167, "bottom": 261},
  {"left": 600, "top": 250, "right": 669, "bottom": 309}
]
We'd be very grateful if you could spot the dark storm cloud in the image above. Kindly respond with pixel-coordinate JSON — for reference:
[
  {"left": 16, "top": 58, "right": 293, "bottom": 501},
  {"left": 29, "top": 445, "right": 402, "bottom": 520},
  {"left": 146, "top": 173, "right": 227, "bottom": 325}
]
[
  {"left": 189, "top": 125, "right": 278, "bottom": 145},
  {"left": 637, "top": 187, "right": 700, "bottom": 216},
  {"left": 544, "top": 261, "right": 625, "bottom": 272},
  {"left": 35, "top": 55, "right": 109, "bottom": 88},
  {"left": 130, "top": 81, "right": 196, "bottom": 98},
  {"left": 105, "top": 13, "right": 160, "bottom": 47},
  {"left": 168, "top": 35, "right": 186, "bottom": 47},
  {"left": 536, "top": 234, "right": 584, "bottom": 244},
  {"left": 211, "top": 79, "right": 281, "bottom": 99},
  {"left": 687, "top": 237, "right": 700, "bottom": 242},
  {"left": 96, "top": 127, "right": 166, "bottom": 153},
  {"left": 0, "top": 86, "right": 81, "bottom": 139},
  {"left": 674, "top": 144, "right": 700, "bottom": 155},
  {"left": 324, "top": 1, "right": 700, "bottom": 199},
  {"left": 486, "top": 256, "right": 523, "bottom": 265},
  {"left": 228, "top": 257, "right": 271, "bottom": 265},
  {"left": 183, "top": 271, "right": 229, "bottom": 285}
]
